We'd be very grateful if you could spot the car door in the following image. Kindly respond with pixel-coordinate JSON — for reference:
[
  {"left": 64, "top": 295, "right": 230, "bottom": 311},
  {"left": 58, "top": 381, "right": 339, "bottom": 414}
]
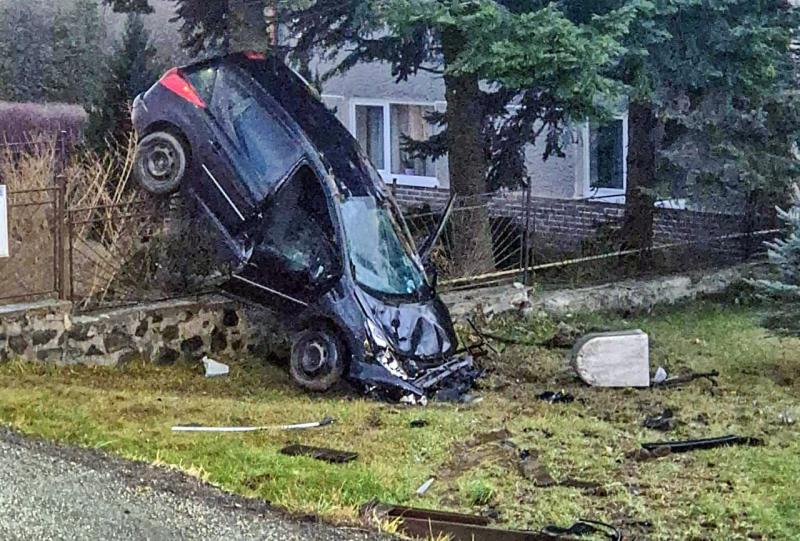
[{"left": 223, "top": 165, "right": 343, "bottom": 316}]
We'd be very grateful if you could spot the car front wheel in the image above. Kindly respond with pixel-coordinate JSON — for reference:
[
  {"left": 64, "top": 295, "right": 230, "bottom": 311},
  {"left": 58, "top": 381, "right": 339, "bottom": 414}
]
[
  {"left": 289, "top": 328, "right": 346, "bottom": 392},
  {"left": 134, "top": 131, "right": 188, "bottom": 195}
]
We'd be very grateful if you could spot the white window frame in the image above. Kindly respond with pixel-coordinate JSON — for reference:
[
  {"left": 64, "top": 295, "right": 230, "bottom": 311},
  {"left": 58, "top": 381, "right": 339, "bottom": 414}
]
[
  {"left": 348, "top": 98, "right": 441, "bottom": 188},
  {"left": 0, "top": 184, "right": 8, "bottom": 258},
  {"left": 581, "top": 112, "right": 629, "bottom": 202}
]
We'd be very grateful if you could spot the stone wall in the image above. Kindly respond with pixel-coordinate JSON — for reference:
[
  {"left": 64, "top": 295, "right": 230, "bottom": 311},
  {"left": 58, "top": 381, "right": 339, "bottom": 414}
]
[
  {"left": 0, "top": 297, "right": 286, "bottom": 366},
  {"left": 1, "top": 264, "right": 758, "bottom": 367},
  {"left": 443, "top": 263, "right": 762, "bottom": 320}
]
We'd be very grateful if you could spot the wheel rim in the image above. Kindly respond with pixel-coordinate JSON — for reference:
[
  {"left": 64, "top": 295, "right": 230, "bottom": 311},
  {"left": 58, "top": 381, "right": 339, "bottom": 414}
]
[
  {"left": 297, "top": 333, "right": 337, "bottom": 378},
  {"left": 144, "top": 140, "right": 179, "bottom": 182}
]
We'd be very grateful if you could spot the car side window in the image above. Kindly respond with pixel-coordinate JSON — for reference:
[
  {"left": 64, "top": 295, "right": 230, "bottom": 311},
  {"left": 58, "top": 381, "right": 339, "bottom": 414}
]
[
  {"left": 253, "top": 166, "right": 341, "bottom": 294},
  {"left": 211, "top": 69, "right": 304, "bottom": 200}
]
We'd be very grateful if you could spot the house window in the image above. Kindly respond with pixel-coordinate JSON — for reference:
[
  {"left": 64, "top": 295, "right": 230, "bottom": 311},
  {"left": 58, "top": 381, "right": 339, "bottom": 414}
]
[
  {"left": 584, "top": 114, "right": 628, "bottom": 199},
  {"left": 390, "top": 104, "right": 436, "bottom": 178},
  {"left": 352, "top": 101, "right": 439, "bottom": 187},
  {"left": 355, "top": 105, "right": 385, "bottom": 170}
]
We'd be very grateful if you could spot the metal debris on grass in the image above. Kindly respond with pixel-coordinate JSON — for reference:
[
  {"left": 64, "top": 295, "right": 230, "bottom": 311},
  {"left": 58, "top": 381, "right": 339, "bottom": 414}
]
[
  {"left": 362, "top": 502, "right": 621, "bottom": 541},
  {"left": 643, "top": 409, "right": 676, "bottom": 432},
  {"left": 652, "top": 369, "right": 720, "bottom": 388},
  {"left": 642, "top": 435, "right": 763, "bottom": 454},
  {"left": 536, "top": 391, "right": 575, "bottom": 404}
]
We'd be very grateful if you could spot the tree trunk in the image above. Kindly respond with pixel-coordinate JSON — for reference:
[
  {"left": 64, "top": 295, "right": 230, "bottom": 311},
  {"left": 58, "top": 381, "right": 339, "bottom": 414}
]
[
  {"left": 441, "top": 26, "right": 494, "bottom": 277},
  {"left": 620, "top": 100, "right": 658, "bottom": 267}
]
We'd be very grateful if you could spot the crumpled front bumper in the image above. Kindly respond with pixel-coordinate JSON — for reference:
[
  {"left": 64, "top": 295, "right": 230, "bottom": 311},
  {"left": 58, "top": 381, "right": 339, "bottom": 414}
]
[{"left": 349, "top": 354, "right": 482, "bottom": 403}]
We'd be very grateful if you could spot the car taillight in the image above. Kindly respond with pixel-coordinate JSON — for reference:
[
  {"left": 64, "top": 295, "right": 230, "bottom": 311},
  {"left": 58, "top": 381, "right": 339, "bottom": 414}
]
[
  {"left": 243, "top": 51, "right": 266, "bottom": 60},
  {"left": 159, "top": 68, "right": 206, "bottom": 108}
]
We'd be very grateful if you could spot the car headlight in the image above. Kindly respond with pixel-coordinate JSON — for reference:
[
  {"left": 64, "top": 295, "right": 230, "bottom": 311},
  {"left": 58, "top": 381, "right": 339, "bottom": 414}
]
[{"left": 365, "top": 319, "right": 390, "bottom": 350}]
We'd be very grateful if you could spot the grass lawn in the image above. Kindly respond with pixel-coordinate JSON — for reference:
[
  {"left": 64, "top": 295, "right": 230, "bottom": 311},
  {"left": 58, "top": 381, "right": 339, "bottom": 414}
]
[{"left": 1, "top": 299, "right": 799, "bottom": 540}]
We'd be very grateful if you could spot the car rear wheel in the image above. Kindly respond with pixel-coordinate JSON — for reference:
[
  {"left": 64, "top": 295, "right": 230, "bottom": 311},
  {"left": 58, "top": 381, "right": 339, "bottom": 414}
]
[
  {"left": 134, "top": 131, "right": 187, "bottom": 195},
  {"left": 290, "top": 328, "right": 346, "bottom": 392}
]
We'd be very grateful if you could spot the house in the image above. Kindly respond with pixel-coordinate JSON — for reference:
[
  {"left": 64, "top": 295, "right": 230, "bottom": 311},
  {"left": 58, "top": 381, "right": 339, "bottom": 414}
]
[{"left": 319, "top": 60, "right": 629, "bottom": 202}]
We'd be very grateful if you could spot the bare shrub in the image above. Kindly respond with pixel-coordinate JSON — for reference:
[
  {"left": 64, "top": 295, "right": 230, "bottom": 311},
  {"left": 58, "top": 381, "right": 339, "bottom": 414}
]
[{"left": 66, "top": 134, "right": 220, "bottom": 310}]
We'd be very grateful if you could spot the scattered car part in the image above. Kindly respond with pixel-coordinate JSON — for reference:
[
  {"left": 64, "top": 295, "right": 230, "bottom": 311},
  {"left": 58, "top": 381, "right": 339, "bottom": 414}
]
[
  {"left": 202, "top": 356, "right": 229, "bottom": 378},
  {"left": 642, "top": 435, "right": 763, "bottom": 454},
  {"left": 653, "top": 369, "right": 720, "bottom": 388},
  {"left": 572, "top": 330, "right": 650, "bottom": 388},
  {"left": 653, "top": 366, "right": 668, "bottom": 384},
  {"left": 131, "top": 52, "right": 475, "bottom": 401},
  {"left": 643, "top": 409, "right": 676, "bottom": 432},
  {"left": 280, "top": 444, "right": 358, "bottom": 463},
  {"left": 536, "top": 391, "right": 575, "bottom": 404},
  {"left": 541, "top": 519, "right": 621, "bottom": 540},
  {"left": 362, "top": 502, "right": 590, "bottom": 541},
  {"left": 172, "top": 417, "right": 334, "bottom": 433},
  {"left": 415, "top": 478, "right": 435, "bottom": 496}
]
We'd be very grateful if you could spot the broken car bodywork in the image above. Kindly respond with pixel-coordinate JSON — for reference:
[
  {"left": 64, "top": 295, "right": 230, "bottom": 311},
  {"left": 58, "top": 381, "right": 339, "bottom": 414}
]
[{"left": 131, "top": 52, "right": 476, "bottom": 400}]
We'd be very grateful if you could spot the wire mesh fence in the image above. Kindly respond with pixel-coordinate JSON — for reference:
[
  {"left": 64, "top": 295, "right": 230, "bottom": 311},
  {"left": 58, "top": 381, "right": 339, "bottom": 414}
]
[{"left": 395, "top": 186, "right": 778, "bottom": 291}]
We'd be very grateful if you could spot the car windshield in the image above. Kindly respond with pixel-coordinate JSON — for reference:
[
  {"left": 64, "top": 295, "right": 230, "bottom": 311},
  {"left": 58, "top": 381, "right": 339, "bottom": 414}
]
[{"left": 340, "top": 196, "right": 428, "bottom": 298}]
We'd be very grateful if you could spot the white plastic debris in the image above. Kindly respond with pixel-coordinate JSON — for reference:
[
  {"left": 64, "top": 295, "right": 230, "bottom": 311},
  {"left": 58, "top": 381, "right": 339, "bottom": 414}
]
[
  {"left": 203, "top": 356, "right": 229, "bottom": 378},
  {"left": 572, "top": 330, "right": 650, "bottom": 388},
  {"left": 653, "top": 367, "right": 668, "bottom": 385},
  {"left": 416, "top": 478, "right": 435, "bottom": 496},
  {"left": 172, "top": 417, "right": 335, "bottom": 433}
]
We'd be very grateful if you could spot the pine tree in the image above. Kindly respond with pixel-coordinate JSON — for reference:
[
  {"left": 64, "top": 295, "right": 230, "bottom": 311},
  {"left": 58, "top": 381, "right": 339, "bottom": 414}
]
[
  {"left": 753, "top": 184, "right": 800, "bottom": 336},
  {"left": 50, "top": 0, "right": 107, "bottom": 106},
  {"left": 86, "top": 14, "right": 159, "bottom": 151}
]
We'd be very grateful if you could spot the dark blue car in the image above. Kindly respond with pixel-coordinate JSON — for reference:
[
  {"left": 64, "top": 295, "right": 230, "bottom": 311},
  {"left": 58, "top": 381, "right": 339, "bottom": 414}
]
[{"left": 131, "top": 52, "right": 473, "bottom": 401}]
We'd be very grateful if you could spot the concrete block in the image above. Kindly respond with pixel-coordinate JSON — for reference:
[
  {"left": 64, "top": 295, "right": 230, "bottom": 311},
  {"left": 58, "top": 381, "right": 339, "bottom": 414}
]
[{"left": 572, "top": 330, "right": 650, "bottom": 388}]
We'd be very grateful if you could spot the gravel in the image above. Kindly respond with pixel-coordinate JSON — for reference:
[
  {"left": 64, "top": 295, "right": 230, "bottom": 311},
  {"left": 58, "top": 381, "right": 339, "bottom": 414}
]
[{"left": 0, "top": 429, "right": 392, "bottom": 541}]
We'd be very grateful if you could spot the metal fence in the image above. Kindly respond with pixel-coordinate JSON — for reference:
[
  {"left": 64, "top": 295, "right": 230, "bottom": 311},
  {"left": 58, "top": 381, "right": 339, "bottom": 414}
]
[
  {"left": 0, "top": 184, "right": 66, "bottom": 303},
  {"left": 0, "top": 168, "right": 782, "bottom": 310},
  {"left": 397, "top": 186, "right": 778, "bottom": 291}
]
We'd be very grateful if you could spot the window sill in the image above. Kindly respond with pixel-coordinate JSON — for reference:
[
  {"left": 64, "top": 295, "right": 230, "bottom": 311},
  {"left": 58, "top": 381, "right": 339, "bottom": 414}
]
[{"left": 382, "top": 174, "right": 440, "bottom": 189}]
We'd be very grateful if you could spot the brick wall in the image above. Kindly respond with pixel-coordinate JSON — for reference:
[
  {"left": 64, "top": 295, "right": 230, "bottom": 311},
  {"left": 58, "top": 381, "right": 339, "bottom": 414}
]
[{"left": 391, "top": 185, "right": 765, "bottom": 257}]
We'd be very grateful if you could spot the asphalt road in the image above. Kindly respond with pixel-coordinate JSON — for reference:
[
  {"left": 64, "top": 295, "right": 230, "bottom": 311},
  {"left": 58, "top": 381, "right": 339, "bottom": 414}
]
[{"left": 0, "top": 429, "right": 391, "bottom": 541}]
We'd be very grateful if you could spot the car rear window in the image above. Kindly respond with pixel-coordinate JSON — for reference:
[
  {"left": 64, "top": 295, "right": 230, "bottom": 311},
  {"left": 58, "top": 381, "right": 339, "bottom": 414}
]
[{"left": 184, "top": 65, "right": 218, "bottom": 104}]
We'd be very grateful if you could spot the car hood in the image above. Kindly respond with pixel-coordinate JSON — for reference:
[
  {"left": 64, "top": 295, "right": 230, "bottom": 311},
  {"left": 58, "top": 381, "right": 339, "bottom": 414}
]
[{"left": 355, "top": 289, "right": 457, "bottom": 362}]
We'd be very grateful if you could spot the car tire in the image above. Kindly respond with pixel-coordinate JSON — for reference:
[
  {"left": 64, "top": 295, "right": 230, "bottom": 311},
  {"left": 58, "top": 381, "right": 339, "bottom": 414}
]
[
  {"left": 290, "top": 328, "right": 346, "bottom": 392},
  {"left": 134, "top": 131, "right": 188, "bottom": 195}
]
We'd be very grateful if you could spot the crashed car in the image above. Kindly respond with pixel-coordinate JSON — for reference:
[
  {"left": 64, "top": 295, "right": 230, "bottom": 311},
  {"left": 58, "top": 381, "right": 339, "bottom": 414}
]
[{"left": 131, "top": 51, "right": 478, "bottom": 401}]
